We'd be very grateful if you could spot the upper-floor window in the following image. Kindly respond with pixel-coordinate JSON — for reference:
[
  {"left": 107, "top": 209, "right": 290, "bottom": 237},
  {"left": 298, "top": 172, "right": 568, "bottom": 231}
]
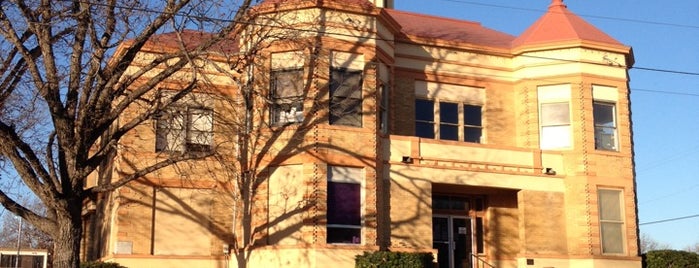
[
  {"left": 463, "top": 104, "right": 483, "bottom": 143},
  {"left": 156, "top": 105, "right": 213, "bottom": 153},
  {"left": 379, "top": 84, "right": 389, "bottom": 134},
  {"left": 329, "top": 68, "right": 363, "bottom": 127},
  {"left": 591, "top": 84, "right": 620, "bottom": 152},
  {"left": 540, "top": 102, "right": 571, "bottom": 149},
  {"left": 271, "top": 69, "right": 304, "bottom": 125},
  {"left": 415, "top": 99, "right": 435, "bottom": 139},
  {"left": 538, "top": 84, "right": 572, "bottom": 150},
  {"left": 415, "top": 99, "right": 482, "bottom": 143}
]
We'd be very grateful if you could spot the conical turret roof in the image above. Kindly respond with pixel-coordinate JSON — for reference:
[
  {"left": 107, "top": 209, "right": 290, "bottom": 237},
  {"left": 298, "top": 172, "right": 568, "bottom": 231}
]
[{"left": 512, "top": 0, "right": 625, "bottom": 49}]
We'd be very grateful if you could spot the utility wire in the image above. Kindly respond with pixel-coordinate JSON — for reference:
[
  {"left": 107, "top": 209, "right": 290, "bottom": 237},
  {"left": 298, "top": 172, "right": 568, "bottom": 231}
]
[
  {"left": 441, "top": 0, "right": 699, "bottom": 30},
  {"left": 639, "top": 214, "right": 699, "bottom": 226},
  {"left": 49, "top": 0, "right": 699, "bottom": 77},
  {"left": 30, "top": 1, "right": 699, "bottom": 96}
]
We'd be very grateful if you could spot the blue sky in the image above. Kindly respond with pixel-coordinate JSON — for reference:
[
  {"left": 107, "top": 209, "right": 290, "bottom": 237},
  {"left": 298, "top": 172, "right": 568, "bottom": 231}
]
[{"left": 395, "top": 0, "right": 699, "bottom": 250}]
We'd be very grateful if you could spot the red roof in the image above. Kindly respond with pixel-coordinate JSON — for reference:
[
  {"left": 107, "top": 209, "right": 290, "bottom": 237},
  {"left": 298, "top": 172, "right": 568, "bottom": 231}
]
[
  {"left": 512, "top": 0, "right": 624, "bottom": 48},
  {"left": 386, "top": 9, "right": 515, "bottom": 49},
  {"left": 146, "top": 30, "right": 239, "bottom": 54},
  {"left": 256, "top": 0, "right": 376, "bottom": 11}
]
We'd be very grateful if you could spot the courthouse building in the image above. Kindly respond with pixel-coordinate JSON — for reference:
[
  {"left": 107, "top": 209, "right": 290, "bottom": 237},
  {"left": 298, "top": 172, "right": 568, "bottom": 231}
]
[{"left": 83, "top": 0, "right": 640, "bottom": 267}]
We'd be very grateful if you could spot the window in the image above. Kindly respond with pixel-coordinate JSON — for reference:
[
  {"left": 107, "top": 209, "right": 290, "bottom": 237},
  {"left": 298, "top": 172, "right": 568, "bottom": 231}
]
[
  {"left": 0, "top": 254, "right": 45, "bottom": 268},
  {"left": 415, "top": 99, "right": 435, "bottom": 139},
  {"left": 594, "top": 102, "right": 617, "bottom": 151},
  {"left": 271, "top": 69, "right": 304, "bottom": 125},
  {"left": 379, "top": 85, "right": 389, "bottom": 134},
  {"left": 464, "top": 104, "right": 483, "bottom": 143},
  {"left": 327, "top": 166, "right": 362, "bottom": 244},
  {"left": 156, "top": 105, "right": 213, "bottom": 153},
  {"left": 415, "top": 99, "right": 482, "bottom": 143},
  {"left": 330, "top": 68, "right": 363, "bottom": 127},
  {"left": 540, "top": 102, "right": 571, "bottom": 149},
  {"left": 440, "top": 102, "right": 459, "bottom": 141},
  {"left": 598, "top": 189, "right": 625, "bottom": 254}
]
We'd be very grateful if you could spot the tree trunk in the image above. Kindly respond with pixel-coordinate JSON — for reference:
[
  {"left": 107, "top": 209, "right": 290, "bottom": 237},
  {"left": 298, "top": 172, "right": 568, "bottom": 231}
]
[{"left": 52, "top": 205, "right": 83, "bottom": 268}]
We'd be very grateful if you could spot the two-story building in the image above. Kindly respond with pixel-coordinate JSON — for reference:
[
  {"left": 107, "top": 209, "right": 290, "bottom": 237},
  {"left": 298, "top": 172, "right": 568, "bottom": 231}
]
[{"left": 82, "top": 0, "right": 640, "bottom": 267}]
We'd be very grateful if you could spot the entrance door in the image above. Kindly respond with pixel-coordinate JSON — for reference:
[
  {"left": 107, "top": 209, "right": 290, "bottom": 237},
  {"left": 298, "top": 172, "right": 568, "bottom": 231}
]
[{"left": 433, "top": 216, "right": 472, "bottom": 268}]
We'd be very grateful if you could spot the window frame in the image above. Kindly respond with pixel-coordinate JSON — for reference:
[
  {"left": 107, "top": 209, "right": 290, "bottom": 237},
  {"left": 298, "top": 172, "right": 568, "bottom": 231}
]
[
  {"left": 439, "top": 101, "right": 460, "bottom": 141},
  {"left": 155, "top": 102, "right": 214, "bottom": 153},
  {"left": 593, "top": 101, "right": 618, "bottom": 151},
  {"left": 329, "top": 67, "right": 363, "bottom": 127},
  {"left": 415, "top": 98, "right": 483, "bottom": 143},
  {"left": 598, "top": 188, "right": 626, "bottom": 255},
  {"left": 539, "top": 101, "right": 572, "bottom": 149},
  {"left": 463, "top": 104, "right": 483, "bottom": 143},
  {"left": 379, "top": 84, "right": 389, "bottom": 134},
  {"left": 326, "top": 166, "right": 364, "bottom": 245},
  {"left": 270, "top": 68, "right": 305, "bottom": 125}
]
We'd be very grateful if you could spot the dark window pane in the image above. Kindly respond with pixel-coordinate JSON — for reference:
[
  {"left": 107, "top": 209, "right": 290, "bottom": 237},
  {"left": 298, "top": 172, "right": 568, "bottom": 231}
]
[
  {"left": 331, "top": 69, "right": 362, "bottom": 98},
  {"left": 464, "top": 105, "right": 482, "bottom": 126},
  {"left": 327, "top": 227, "right": 361, "bottom": 244},
  {"left": 432, "top": 217, "right": 449, "bottom": 241},
  {"left": 476, "top": 217, "right": 484, "bottom": 254},
  {"left": 474, "top": 198, "right": 484, "bottom": 211},
  {"left": 432, "top": 195, "right": 450, "bottom": 210},
  {"left": 593, "top": 102, "right": 615, "bottom": 127},
  {"left": 416, "top": 122, "right": 435, "bottom": 139},
  {"left": 415, "top": 99, "right": 434, "bottom": 121},
  {"left": 327, "top": 182, "right": 360, "bottom": 226},
  {"left": 330, "top": 69, "right": 363, "bottom": 127},
  {"left": 439, "top": 102, "right": 458, "bottom": 124},
  {"left": 464, "top": 127, "right": 482, "bottom": 143},
  {"left": 440, "top": 125, "right": 458, "bottom": 141},
  {"left": 329, "top": 97, "right": 362, "bottom": 127},
  {"left": 450, "top": 197, "right": 468, "bottom": 210},
  {"left": 380, "top": 85, "right": 389, "bottom": 134}
]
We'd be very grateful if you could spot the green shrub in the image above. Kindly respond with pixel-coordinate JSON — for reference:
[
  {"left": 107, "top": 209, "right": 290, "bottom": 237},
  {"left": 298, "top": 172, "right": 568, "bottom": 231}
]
[
  {"left": 355, "top": 251, "right": 434, "bottom": 268},
  {"left": 80, "top": 261, "right": 127, "bottom": 268},
  {"left": 643, "top": 250, "right": 699, "bottom": 268}
]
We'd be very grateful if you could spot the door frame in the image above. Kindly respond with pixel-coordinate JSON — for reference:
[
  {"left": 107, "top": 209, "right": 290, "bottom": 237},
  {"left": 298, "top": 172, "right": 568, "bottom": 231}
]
[{"left": 433, "top": 214, "right": 474, "bottom": 268}]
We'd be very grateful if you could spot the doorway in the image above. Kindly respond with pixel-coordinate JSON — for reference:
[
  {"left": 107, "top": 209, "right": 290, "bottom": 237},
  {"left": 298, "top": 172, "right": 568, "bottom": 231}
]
[{"left": 432, "top": 215, "right": 472, "bottom": 268}]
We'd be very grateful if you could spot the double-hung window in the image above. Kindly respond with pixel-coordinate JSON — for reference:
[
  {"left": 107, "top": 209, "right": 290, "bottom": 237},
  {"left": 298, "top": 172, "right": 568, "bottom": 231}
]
[
  {"left": 156, "top": 105, "right": 213, "bottom": 153},
  {"left": 271, "top": 69, "right": 305, "bottom": 125},
  {"left": 329, "top": 68, "right": 363, "bottom": 127},
  {"left": 538, "top": 84, "right": 572, "bottom": 150},
  {"left": 327, "top": 166, "right": 362, "bottom": 244},
  {"left": 415, "top": 99, "right": 482, "bottom": 143},
  {"left": 598, "top": 189, "right": 625, "bottom": 254},
  {"left": 540, "top": 102, "right": 571, "bottom": 149},
  {"left": 593, "top": 102, "right": 617, "bottom": 151}
]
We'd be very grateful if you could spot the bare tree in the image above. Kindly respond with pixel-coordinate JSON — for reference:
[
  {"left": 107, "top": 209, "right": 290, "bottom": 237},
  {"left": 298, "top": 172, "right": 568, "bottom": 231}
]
[
  {"left": 0, "top": 1, "right": 259, "bottom": 267},
  {"left": 640, "top": 233, "right": 671, "bottom": 253},
  {"left": 685, "top": 243, "right": 699, "bottom": 254},
  {"left": 0, "top": 198, "right": 53, "bottom": 250}
]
